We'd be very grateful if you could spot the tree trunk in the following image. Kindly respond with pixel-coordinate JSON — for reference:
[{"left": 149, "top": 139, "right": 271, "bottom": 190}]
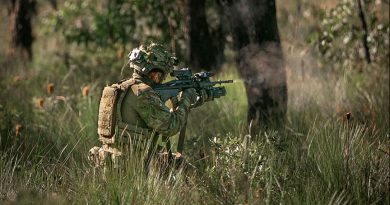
[
  {"left": 185, "top": 0, "right": 225, "bottom": 72},
  {"left": 220, "top": 0, "right": 287, "bottom": 129},
  {"left": 8, "top": 0, "right": 36, "bottom": 60}
]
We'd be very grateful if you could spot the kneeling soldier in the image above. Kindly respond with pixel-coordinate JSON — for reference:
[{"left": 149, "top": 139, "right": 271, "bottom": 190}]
[{"left": 89, "top": 43, "right": 200, "bottom": 173}]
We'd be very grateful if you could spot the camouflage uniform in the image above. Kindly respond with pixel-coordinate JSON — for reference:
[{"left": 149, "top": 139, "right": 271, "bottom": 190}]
[
  {"left": 89, "top": 43, "right": 201, "bottom": 170},
  {"left": 118, "top": 43, "right": 193, "bottom": 142},
  {"left": 119, "top": 74, "right": 186, "bottom": 138}
]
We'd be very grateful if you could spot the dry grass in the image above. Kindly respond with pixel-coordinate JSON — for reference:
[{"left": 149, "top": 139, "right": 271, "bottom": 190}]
[{"left": 0, "top": 0, "right": 388, "bottom": 204}]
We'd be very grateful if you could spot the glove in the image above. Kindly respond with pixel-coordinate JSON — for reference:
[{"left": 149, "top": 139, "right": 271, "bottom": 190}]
[
  {"left": 168, "top": 96, "right": 179, "bottom": 111},
  {"left": 199, "top": 88, "right": 213, "bottom": 102},
  {"left": 192, "top": 89, "right": 214, "bottom": 108},
  {"left": 179, "top": 88, "right": 197, "bottom": 109}
]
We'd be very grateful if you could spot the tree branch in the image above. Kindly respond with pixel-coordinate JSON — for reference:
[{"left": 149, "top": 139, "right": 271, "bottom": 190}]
[{"left": 357, "top": 0, "right": 371, "bottom": 64}]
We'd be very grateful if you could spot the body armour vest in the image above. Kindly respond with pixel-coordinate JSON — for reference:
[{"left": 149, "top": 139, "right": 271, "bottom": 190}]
[
  {"left": 97, "top": 77, "right": 152, "bottom": 144},
  {"left": 119, "top": 80, "right": 150, "bottom": 129}
]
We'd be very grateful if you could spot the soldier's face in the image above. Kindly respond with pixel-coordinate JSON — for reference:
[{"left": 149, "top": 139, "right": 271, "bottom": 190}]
[{"left": 148, "top": 71, "right": 164, "bottom": 84}]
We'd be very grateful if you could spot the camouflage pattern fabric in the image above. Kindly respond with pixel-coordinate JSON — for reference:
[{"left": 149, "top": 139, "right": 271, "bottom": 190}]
[
  {"left": 136, "top": 87, "right": 186, "bottom": 137},
  {"left": 120, "top": 74, "right": 191, "bottom": 138},
  {"left": 128, "top": 42, "right": 178, "bottom": 76}
]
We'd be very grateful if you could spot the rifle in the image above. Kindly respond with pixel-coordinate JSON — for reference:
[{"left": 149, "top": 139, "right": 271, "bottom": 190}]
[
  {"left": 154, "top": 68, "right": 233, "bottom": 103},
  {"left": 153, "top": 68, "right": 233, "bottom": 158}
]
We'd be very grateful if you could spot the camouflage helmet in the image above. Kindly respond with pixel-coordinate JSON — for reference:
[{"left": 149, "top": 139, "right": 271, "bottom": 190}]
[{"left": 128, "top": 43, "right": 178, "bottom": 76}]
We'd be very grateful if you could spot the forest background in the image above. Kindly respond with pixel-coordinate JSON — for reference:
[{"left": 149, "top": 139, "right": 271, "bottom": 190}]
[{"left": 0, "top": 0, "right": 389, "bottom": 204}]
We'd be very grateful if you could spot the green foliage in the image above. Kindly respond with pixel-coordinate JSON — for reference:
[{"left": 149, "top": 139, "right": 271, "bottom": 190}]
[
  {"left": 0, "top": 104, "right": 21, "bottom": 150},
  {"left": 43, "top": 0, "right": 186, "bottom": 58},
  {"left": 0, "top": 0, "right": 389, "bottom": 204},
  {"left": 1, "top": 63, "right": 389, "bottom": 204},
  {"left": 315, "top": 0, "right": 389, "bottom": 71}
]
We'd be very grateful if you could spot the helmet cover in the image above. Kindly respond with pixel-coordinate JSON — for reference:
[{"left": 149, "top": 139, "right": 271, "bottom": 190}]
[{"left": 128, "top": 43, "right": 178, "bottom": 76}]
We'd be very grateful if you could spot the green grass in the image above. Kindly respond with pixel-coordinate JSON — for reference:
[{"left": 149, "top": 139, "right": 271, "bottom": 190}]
[
  {"left": 0, "top": 1, "right": 389, "bottom": 204},
  {"left": 0, "top": 56, "right": 388, "bottom": 204}
]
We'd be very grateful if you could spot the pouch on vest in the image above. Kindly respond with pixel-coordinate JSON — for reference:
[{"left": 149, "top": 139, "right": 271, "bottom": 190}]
[
  {"left": 98, "top": 86, "right": 120, "bottom": 144},
  {"left": 97, "top": 79, "right": 136, "bottom": 144}
]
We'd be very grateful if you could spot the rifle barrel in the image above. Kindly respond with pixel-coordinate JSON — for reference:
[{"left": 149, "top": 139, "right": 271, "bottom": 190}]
[{"left": 214, "top": 80, "right": 233, "bottom": 84}]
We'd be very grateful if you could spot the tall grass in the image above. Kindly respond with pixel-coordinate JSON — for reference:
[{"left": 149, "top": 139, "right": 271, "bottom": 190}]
[
  {"left": 1, "top": 44, "right": 388, "bottom": 204},
  {"left": 0, "top": 0, "right": 389, "bottom": 203}
]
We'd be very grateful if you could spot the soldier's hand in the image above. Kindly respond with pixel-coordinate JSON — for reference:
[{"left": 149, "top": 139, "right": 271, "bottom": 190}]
[
  {"left": 190, "top": 89, "right": 209, "bottom": 108},
  {"left": 199, "top": 89, "right": 213, "bottom": 102},
  {"left": 168, "top": 96, "right": 179, "bottom": 110},
  {"left": 179, "top": 88, "right": 197, "bottom": 108}
]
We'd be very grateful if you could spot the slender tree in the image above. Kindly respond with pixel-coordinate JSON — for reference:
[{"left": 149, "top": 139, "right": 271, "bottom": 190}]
[{"left": 220, "top": 0, "right": 287, "bottom": 129}]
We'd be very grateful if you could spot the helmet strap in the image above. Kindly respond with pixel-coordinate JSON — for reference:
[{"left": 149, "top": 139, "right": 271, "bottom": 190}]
[{"left": 133, "top": 69, "right": 157, "bottom": 86}]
